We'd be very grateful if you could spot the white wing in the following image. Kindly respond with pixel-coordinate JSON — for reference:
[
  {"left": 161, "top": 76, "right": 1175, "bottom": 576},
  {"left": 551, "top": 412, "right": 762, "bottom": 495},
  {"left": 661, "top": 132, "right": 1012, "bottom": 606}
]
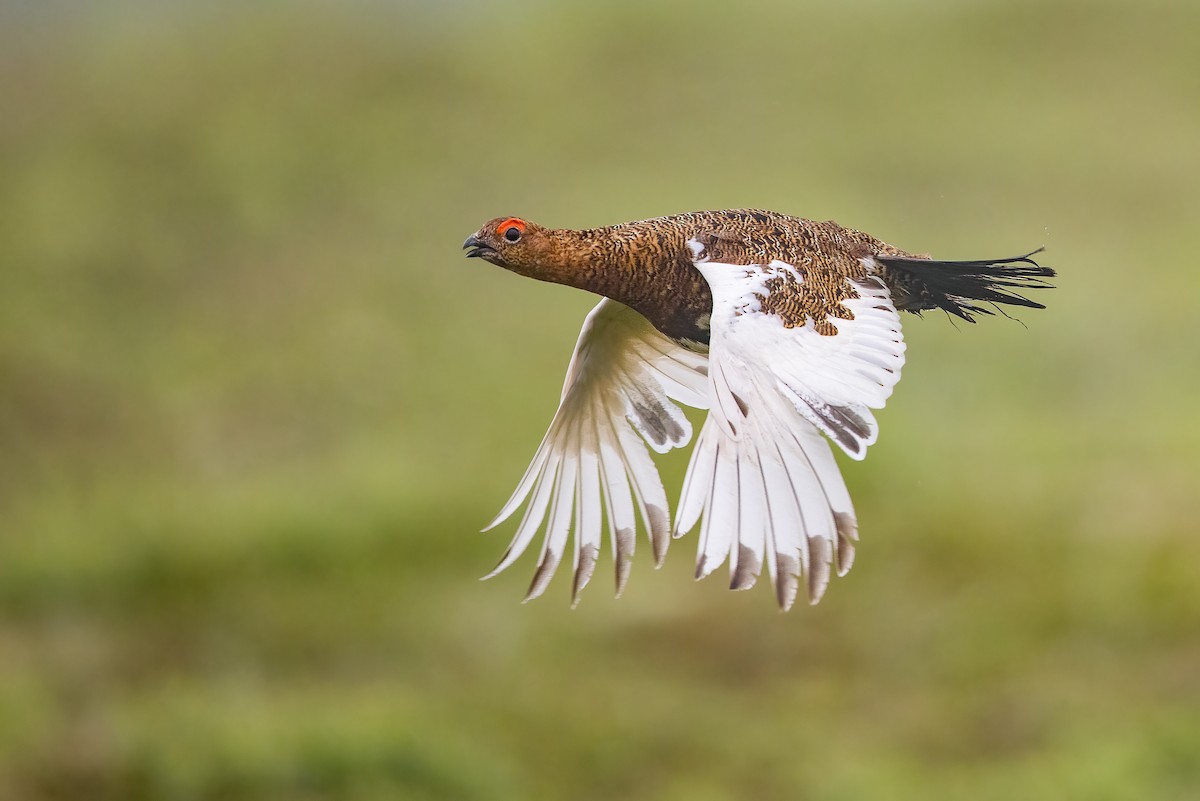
[
  {"left": 675, "top": 240, "right": 906, "bottom": 610},
  {"left": 484, "top": 298, "right": 709, "bottom": 605}
]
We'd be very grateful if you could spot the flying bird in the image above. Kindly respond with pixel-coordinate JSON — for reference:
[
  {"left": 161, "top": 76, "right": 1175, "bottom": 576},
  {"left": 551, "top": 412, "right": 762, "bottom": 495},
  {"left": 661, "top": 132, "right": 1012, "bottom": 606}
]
[{"left": 462, "top": 210, "right": 1053, "bottom": 610}]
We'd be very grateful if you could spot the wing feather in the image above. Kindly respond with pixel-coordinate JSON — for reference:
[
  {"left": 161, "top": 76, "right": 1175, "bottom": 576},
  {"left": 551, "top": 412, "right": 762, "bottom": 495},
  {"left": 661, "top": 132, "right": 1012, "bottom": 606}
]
[
  {"left": 572, "top": 438, "right": 602, "bottom": 606},
  {"left": 731, "top": 442, "right": 766, "bottom": 591},
  {"left": 483, "top": 451, "right": 558, "bottom": 579},
  {"left": 610, "top": 411, "right": 672, "bottom": 566},
  {"left": 524, "top": 449, "right": 576, "bottom": 601},
  {"left": 673, "top": 421, "right": 715, "bottom": 541}
]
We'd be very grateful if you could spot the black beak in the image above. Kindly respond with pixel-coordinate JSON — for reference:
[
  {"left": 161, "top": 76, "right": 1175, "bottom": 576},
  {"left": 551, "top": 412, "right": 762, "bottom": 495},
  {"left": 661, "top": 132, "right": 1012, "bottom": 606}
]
[{"left": 462, "top": 235, "right": 495, "bottom": 259}]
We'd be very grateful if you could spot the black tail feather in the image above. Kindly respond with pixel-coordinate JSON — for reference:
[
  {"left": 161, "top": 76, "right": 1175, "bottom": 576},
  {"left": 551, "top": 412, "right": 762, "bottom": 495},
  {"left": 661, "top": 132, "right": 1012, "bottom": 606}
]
[{"left": 876, "top": 247, "right": 1055, "bottom": 322}]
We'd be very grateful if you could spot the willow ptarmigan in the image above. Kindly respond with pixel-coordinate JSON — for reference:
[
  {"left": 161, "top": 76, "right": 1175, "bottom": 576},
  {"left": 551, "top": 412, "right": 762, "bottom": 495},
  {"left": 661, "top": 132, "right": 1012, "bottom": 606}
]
[{"left": 462, "top": 209, "right": 1054, "bottom": 610}]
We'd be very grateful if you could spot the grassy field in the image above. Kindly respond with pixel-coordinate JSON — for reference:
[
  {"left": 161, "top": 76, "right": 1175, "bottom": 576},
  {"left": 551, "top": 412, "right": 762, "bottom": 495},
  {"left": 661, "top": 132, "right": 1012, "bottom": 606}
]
[{"left": 1, "top": 1, "right": 1198, "bottom": 799}]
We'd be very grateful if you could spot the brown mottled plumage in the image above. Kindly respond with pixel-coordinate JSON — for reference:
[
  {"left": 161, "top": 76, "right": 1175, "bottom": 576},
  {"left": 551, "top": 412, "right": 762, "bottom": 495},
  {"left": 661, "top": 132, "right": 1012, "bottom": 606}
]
[
  {"left": 463, "top": 209, "right": 1054, "bottom": 609},
  {"left": 464, "top": 209, "right": 1049, "bottom": 346}
]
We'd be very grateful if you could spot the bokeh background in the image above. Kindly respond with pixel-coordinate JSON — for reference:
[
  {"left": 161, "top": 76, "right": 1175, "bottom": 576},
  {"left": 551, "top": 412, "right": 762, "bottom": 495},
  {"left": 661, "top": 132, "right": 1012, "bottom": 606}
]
[{"left": 2, "top": 0, "right": 1198, "bottom": 799}]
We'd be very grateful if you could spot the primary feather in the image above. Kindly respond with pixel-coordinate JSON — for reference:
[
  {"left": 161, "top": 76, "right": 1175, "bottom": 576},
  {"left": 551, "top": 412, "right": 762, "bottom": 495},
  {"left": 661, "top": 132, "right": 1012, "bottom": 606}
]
[{"left": 463, "top": 210, "right": 1054, "bottom": 609}]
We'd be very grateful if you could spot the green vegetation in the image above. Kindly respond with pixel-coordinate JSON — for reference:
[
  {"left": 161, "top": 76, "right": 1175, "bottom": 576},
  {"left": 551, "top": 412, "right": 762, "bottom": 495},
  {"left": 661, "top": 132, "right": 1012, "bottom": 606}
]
[{"left": 1, "top": 1, "right": 1198, "bottom": 798}]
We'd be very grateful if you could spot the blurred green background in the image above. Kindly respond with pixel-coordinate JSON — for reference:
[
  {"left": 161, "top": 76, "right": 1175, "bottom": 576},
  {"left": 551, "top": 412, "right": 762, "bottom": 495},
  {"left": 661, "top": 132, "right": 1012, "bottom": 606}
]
[{"left": 2, "top": 0, "right": 1198, "bottom": 799}]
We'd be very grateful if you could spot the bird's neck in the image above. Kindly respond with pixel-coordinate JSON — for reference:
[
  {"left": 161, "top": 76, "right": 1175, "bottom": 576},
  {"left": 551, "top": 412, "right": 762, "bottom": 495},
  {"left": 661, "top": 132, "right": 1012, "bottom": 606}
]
[
  {"left": 495, "top": 224, "right": 712, "bottom": 343},
  {"left": 512, "top": 228, "right": 630, "bottom": 301}
]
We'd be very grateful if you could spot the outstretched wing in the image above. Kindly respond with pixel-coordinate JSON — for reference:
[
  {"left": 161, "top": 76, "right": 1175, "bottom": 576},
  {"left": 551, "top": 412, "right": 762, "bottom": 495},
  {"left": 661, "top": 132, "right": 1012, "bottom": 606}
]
[
  {"left": 484, "top": 299, "right": 709, "bottom": 605},
  {"left": 675, "top": 239, "right": 906, "bottom": 610}
]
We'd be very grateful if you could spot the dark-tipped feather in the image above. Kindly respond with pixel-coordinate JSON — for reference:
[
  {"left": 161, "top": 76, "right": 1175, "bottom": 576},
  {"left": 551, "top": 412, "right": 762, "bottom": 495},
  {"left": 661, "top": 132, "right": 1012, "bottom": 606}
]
[{"left": 877, "top": 247, "right": 1055, "bottom": 322}]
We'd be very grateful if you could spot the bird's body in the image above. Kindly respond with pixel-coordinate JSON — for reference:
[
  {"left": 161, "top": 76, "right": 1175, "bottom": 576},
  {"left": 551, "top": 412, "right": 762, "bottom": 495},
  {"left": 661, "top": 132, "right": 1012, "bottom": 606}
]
[
  {"left": 462, "top": 210, "right": 1053, "bottom": 609},
  {"left": 468, "top": 209, "right": 912, "bottom": 345}
]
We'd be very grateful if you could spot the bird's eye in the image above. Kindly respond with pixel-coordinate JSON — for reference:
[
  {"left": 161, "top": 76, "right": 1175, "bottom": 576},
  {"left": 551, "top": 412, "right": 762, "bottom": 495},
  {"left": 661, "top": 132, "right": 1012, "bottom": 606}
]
[{"left": 495, "top": 217, "right": 527, "bottom": 242}]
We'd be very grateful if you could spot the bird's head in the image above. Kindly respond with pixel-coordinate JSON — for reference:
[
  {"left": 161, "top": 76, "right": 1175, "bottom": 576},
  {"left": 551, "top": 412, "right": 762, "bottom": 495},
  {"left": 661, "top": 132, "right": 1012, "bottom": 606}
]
[{"left": 462, "top": 217, "right": 552, "bottom": 274}]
